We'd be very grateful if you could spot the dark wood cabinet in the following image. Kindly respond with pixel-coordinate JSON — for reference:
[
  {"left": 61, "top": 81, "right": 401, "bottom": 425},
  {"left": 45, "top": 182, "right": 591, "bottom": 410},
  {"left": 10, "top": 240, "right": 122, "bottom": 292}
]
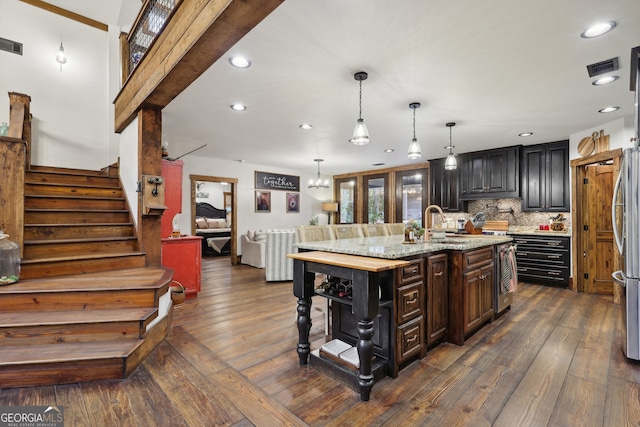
[
  {"left": 448, "top": 247, "right": 494, "bottom": 345},
  {"left": 459, "top": 146, "right": 520, "bottom": 199},
  {"left": 429, "top": 158, "right": 461, "bottom": 212},
  {"left": 511, "top": 234, "right": 570, "bottom": 286},
  {"left": 521, "top": 141, "right": 569, "bottom": 212},
  {"left": 426, "top": 253, "right": 448, "bottom": 346}
]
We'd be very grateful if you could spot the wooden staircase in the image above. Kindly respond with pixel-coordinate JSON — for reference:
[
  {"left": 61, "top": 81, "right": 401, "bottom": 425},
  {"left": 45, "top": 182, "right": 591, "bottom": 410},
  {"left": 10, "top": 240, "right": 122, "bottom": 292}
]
[{"left": 0, "top": 165, "right": 173, "bottom": 388}]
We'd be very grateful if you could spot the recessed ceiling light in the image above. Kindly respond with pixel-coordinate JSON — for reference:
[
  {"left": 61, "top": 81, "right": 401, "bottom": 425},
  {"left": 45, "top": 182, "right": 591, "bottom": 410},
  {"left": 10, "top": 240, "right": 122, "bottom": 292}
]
[
  {"left": 372, "top": 163, "right": 386, "bottom": 167},
  {"left": 230, "top": 103, "right": 246, "bottom": 111},
  {"left": 592, "top": 75, "right": 619, "bottom": 85},
  {"left": 599, "top": 106, "right": 619, "bottom": 113},
  {"left": 581, "top": 21, "right": 617, "bottom": 38},
  {"left": 299, "top": 123, "right": 312, "bottom": 130},
  {"left": 384, "top": 149, "right": 394, "bottom": 153},
  {"left": 238, "top": 159, "right": 245, "bottom": 163},
  {"left": 519, "top": 132, "right": 533, "bottom": 137},
  {"left": 229, "top": 56, "right": 251, "bottom": 68}
]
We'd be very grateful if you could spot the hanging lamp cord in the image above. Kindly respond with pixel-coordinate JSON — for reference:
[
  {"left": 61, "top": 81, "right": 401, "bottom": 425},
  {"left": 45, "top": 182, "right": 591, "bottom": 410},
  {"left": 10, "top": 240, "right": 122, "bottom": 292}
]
[
  {"left": 358, "top": 80, "right": 363, "bottom": 120},
  {"left": 449, "top": 126, "right": 453, "bottom": 154},
  {"left": 412, "top": 108, "right": 416, "bottom": 140}
]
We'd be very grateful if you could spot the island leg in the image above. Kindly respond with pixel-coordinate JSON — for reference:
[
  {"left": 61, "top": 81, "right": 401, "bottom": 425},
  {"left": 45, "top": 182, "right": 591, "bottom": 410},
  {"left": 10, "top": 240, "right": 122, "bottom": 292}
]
[
  {"left": 293, "top": 259, "right": 315, "bottom": 365},
  {"left": 352, "top": 270, "right": 380, "bottom": 401},
  {"left": 357, "top": 318, "right": 375, "bottom": 401}
]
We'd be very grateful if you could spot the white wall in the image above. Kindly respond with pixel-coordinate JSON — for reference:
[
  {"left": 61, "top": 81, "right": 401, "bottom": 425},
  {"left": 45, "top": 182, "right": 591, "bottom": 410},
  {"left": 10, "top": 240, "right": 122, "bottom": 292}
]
[
  {"left": 178, "top": 155, "right": 332, "bottom": 253},
  {"left": 120, "top": 117, "right": 139, "bottom": 222},
  {"left": 569, "top": 117, "right": 635, "bottom": 159},
  {"left": 0, "top": 0, "right": 111, "bottom": 170}
]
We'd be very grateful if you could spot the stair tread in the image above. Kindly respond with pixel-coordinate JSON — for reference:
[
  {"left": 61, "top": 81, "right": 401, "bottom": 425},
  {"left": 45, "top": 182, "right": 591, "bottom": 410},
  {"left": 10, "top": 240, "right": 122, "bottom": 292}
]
[
  {"left": 0, "top": 340, "right": 144, "bottom": 365},
  {"left": 0, "top": 267, "right": 171, "bottom": 294},
  {"left": 29, "top": 165, "right": 108, "bottom": 176},
  {"left": 0, "top": 307, "right": 157, "bottom": 327},
  {"left": 25, "top": 223, "right": 134, "bottom": 227},
  {"left": 26, "top": 194, "right": 126, "bottom": 201},
  {"left": 25, "top": 181, "right": 119, "bottom": 189},
  {"left": 25, "top": 208, "right": 129, "bottom": 213},
  {"left": 20, "top": 251, "right": 145, "bottom": 264},
  {"left": 24, "top": 236, "right": 137, "bottom": 245}
]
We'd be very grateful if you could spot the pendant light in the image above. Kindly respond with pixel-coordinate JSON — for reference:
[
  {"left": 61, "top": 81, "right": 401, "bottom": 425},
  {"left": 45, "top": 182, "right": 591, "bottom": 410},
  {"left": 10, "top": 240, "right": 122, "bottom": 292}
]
[
  {"left": 56, "top": 42, "right": 66, "bottom": 72},
  {"left": 444, "top": 122, "right": 457, "bottom": 170},
  {"left": 407, "top": 102, "right": 421, "bottom": 159},
  {"left": 308, "top": 159, "right": 330, "bottom": 189},
  {"left": 350, "top": 71, "right": 370, "bottom": 145}
]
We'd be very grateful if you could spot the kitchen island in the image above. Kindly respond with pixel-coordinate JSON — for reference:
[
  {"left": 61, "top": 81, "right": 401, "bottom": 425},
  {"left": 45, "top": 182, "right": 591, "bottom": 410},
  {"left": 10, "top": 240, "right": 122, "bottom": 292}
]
[{"left": 290, "top": 234, "right": 512, "bottom": 400}]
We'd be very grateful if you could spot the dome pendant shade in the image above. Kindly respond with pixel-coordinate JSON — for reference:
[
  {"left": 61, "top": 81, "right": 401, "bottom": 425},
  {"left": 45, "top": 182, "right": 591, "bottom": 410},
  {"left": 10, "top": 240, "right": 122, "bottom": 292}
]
[
  {"left": 351, "top": 119, "right": 370, "bottom": 145},
  {"left": 408, "top": 139, "right": 421, "bottom": 159},
  {"left": 445, "top": 153, "right": 457, "bottom": 170},
  {"left": 350, "top": 71, "right": 370, "bottom": 145}
]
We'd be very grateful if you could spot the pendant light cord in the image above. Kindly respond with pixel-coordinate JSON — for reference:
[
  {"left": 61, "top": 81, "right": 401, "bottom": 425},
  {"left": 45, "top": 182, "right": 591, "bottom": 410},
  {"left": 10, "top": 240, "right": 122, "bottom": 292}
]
[
  {"left": 412, "top": 108, "right": 416, "bottom": 140},
  {"left": 358, "top": 80, "right": 363, "bottom": 120}
]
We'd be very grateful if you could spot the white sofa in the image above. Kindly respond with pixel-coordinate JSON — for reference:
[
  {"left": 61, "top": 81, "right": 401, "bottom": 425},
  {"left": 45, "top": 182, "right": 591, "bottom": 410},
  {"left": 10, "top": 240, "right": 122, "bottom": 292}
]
[{"left": 240, "top": 230, "right": 266, "bottom": 268}]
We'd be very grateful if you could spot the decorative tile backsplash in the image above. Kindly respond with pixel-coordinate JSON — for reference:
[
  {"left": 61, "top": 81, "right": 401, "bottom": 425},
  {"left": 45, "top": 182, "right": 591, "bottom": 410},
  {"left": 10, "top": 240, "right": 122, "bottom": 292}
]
[{"left": 434, "top": 198, "right": 571, "bottom": 231}]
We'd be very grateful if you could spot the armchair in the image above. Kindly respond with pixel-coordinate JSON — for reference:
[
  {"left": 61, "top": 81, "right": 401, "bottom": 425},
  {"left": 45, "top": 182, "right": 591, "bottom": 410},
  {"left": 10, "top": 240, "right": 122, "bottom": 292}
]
[{"left": 240, "top": 230, "right": 266, "bottom": 268}]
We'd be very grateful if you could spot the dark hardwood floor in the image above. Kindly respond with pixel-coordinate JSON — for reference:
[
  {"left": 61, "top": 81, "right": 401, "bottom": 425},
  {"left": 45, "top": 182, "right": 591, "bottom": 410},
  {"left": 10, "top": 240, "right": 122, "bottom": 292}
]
[{"left": 2, "top": 257, "right": 640, "bottom": 426}]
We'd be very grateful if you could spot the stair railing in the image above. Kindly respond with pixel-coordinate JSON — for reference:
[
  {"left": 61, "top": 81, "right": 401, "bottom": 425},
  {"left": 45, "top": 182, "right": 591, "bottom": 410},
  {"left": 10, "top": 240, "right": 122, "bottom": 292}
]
[
  {"left": 0, "top": 92, "right": 31, "bottom": 256},
  {"left": 121, "top": 0, "right": 178, "bottom": 83}
]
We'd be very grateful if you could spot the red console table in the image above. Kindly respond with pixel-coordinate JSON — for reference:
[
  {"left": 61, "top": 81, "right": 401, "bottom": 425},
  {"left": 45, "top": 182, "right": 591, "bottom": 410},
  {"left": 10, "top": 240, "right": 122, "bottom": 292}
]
[{"left": 161, "top": 236, "right": 202, "bottom": 298}]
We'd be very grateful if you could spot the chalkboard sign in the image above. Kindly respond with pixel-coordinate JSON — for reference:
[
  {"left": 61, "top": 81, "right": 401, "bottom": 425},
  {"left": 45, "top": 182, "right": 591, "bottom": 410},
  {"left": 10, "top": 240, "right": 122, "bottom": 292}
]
[{"left": 255, "top": 171, "right": 300, "bottom": 191}]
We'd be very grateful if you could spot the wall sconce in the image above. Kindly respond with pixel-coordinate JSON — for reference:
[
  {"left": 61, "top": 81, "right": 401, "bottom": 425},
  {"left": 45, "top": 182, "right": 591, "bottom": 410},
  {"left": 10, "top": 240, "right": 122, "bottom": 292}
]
[
  {"left": 322, "top": 201, "right": 339, "bottom": 224},
  {"left": 56, "top": 42, "right": 66, "bottom": 72}
]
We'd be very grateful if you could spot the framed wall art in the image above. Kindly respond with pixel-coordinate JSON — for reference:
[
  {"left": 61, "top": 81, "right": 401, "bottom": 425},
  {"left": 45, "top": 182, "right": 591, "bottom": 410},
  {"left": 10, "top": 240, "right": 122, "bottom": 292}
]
[
  {"left": 286, "top": 192, "right": 300, "bottom": 213},
  {"left": 255, "top": 191, "right": 271, "bottom": 212}
]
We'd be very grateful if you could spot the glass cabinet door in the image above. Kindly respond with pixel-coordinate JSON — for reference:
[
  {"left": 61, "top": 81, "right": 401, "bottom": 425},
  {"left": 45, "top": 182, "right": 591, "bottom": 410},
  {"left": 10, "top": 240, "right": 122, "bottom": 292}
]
[
  {"left": 396, "top": 169, "right": 427, "bottom": 227},
  {"left": 364, "top": 173, "right": 388, "bottom": 224},
  {"left": 336, "top": 177, "right": 356, "bottom": 224}
]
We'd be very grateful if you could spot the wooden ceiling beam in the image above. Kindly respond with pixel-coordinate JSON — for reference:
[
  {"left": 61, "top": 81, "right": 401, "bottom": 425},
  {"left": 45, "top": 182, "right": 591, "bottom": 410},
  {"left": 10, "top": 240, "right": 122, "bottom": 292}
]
[{"left": 114, "top": 0, "right": 284, "bottom": 133}]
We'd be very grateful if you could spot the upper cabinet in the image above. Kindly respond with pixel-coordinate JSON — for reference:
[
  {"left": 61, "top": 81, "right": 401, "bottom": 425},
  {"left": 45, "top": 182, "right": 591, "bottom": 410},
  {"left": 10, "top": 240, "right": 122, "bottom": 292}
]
[
  {"left": 459, "top": 146, "right": 520, "bottom": 200},
  {"left": 429, "top": 158, "right": 461, "bottom": 212},
  {"left": 521, "top": 140, "right": 569, "bottom": 212}
]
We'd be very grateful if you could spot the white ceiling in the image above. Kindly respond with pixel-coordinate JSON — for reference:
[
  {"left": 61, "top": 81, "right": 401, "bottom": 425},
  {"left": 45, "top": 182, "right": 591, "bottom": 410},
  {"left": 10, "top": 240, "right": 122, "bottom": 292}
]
[{"left": 50, "top": 0, "right": 640, "bottom": 175}]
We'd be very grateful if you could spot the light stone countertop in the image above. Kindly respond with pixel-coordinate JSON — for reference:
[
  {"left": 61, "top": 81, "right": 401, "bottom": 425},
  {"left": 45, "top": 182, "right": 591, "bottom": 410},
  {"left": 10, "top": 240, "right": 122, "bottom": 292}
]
[
  {"left": 295, "top": 234, "right": 513, "bottom": 260},
  {"left": 507, "top": 226, "right": 572, "bottom": 237}
]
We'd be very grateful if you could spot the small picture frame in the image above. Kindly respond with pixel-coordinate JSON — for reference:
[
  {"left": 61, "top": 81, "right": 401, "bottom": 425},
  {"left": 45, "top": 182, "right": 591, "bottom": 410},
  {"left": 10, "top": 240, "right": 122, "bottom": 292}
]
[
  {"left": 255, "top": 191, "right": 271, "bottom": 212},
  {"left": 286, "top": 192, "right": 300, "bottom": 213}
]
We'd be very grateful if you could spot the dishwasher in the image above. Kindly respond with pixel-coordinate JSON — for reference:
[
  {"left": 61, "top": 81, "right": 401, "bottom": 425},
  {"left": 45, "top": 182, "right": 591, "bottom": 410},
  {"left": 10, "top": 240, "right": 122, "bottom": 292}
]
[{"left": 495, "top": 242, "right": 517, "bottom": 315}]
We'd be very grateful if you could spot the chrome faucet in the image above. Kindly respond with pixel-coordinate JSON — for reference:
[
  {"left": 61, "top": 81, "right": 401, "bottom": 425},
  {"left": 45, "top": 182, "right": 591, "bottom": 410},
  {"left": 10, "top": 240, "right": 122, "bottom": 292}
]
[{"left": 425, "top": 205, "right": 446, "bottom": 231}]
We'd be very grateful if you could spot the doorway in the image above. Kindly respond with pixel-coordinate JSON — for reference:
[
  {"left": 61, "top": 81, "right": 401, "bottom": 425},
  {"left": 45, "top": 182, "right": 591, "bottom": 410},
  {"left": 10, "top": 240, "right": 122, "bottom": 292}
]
[
  {"left": 190, "top": 174, "right": 239, "bottom": 265},
  {"left": 571, "top": 149, "right": 622, "bottom": 302}
]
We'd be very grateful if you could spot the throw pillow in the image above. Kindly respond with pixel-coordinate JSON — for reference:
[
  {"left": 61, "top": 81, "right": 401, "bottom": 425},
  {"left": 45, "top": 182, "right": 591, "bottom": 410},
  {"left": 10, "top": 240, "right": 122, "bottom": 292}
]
[
  {"left": 254, "top": 230, "right": 267, "bottom": 244},
  {"left": 195, "top": 217, "right": 207, "bottom": 229}
]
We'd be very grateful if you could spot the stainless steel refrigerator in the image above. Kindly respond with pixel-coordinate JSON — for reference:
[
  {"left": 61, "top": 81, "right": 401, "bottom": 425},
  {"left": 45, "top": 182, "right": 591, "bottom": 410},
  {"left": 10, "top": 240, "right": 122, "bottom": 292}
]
[{"left": 611, "top": 46, "right": 640, "bottom": 360}]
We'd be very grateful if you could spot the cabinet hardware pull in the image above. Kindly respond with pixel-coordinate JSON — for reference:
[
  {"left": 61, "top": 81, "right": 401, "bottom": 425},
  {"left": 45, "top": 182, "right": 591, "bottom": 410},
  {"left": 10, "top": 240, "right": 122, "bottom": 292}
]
[
  {"left": 549, "top": 271, "right": 560, "bottom": 275},
  {"left": 406, "top": 335, "right": 418, "bottom": 343},
  {"left": 519, "top": 252, "right": 528, "bottom": 256},
  {"left": 406, "top": 297, "right": 417, "bottom": 305},
  {"left": 549, "top": 255, "right": 561, "bottom": 259},
  {"left": 434, "top": 272, "right": 443, "bottom": 276}
]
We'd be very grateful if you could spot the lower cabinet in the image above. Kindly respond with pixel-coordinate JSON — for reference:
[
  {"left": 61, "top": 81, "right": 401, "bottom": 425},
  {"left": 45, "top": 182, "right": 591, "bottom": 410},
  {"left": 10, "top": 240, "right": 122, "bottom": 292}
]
[
  {"left": 448, "top": 247, "right": 495, "bottom": 345},
  {"left": 161, "top": 236, "right": 203, "bottom": 297},
  {"left": 426, "top": 253, "right": 448, "bottom": 346},
  {"left": 511, "top": 234, "right": 570, "bottom": 286}
]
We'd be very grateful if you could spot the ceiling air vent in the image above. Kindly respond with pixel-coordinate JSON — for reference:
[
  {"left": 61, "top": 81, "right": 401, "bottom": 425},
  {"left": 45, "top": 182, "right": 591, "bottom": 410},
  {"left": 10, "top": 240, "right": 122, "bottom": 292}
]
[
  {"left": 586, "top": 57, "right": 619, "bottom": 77},
  {"left": 0, "top": 37, "right": 23, "bottom": 56}
]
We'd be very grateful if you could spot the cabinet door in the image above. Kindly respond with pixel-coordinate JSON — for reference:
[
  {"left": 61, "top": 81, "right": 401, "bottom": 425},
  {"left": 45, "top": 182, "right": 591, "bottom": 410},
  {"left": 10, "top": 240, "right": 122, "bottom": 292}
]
[
  {"left": 466, "top": 153, "right": 486, "bottom": 194},
  {"left": 430, "top": 158, "right": 461, "bottom": 212},
  {"left": 363, "top": 173, "right": 389, "bottom": 224},
  {"left": 480, "top": 264, "right": 494, "bottom": 321},
  {"left": 521, "top": 146, "right": 546, "bottom": 211},
  {"left": 463, "top": 268, "right": 483, "bottom": 334},
  {"left": 396, "top": 168, "right": 428, "bottom": 225},
  {"left": 546, "top": 142, "right": 570, "bottom": 212},
  {"left": 427, "top": 253, "right": 448, "bottom": 345}
]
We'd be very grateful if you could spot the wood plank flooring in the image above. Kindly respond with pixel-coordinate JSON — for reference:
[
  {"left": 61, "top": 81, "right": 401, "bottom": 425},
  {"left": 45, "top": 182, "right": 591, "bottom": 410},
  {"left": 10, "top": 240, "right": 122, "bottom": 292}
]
[{"left": 2, "top": 256, "right": 640, "bottom": 426}]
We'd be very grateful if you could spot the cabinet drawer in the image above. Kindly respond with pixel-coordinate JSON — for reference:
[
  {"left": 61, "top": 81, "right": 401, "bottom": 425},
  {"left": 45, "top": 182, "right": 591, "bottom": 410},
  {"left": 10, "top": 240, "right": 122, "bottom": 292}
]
[
  {"left": 398, "top": 258, "right": 424, "bottom": 284},
  {"left": 397, "top": 316, "right": 423, "bottom": 363},
  {"left": 396, "top": 281, "right": 424, "bottom": 324},
  {"left": 518, "top": 265, "right": 568, "bottom": 283},
  {"left": 463, "top": 247, "right": 493, "bottom": 271},
  {"left": 516, "top": 250, "right": 568, "bottom": 264},
  {"left": 512, "top": 236, "right": 569, "bottom": 250}
]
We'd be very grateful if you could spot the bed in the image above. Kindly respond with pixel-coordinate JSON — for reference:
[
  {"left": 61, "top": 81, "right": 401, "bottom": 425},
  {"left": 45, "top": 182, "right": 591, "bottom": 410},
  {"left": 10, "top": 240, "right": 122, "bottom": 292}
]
[{"left": 195, "top": 202, "right": 231, "bottom": 256}]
